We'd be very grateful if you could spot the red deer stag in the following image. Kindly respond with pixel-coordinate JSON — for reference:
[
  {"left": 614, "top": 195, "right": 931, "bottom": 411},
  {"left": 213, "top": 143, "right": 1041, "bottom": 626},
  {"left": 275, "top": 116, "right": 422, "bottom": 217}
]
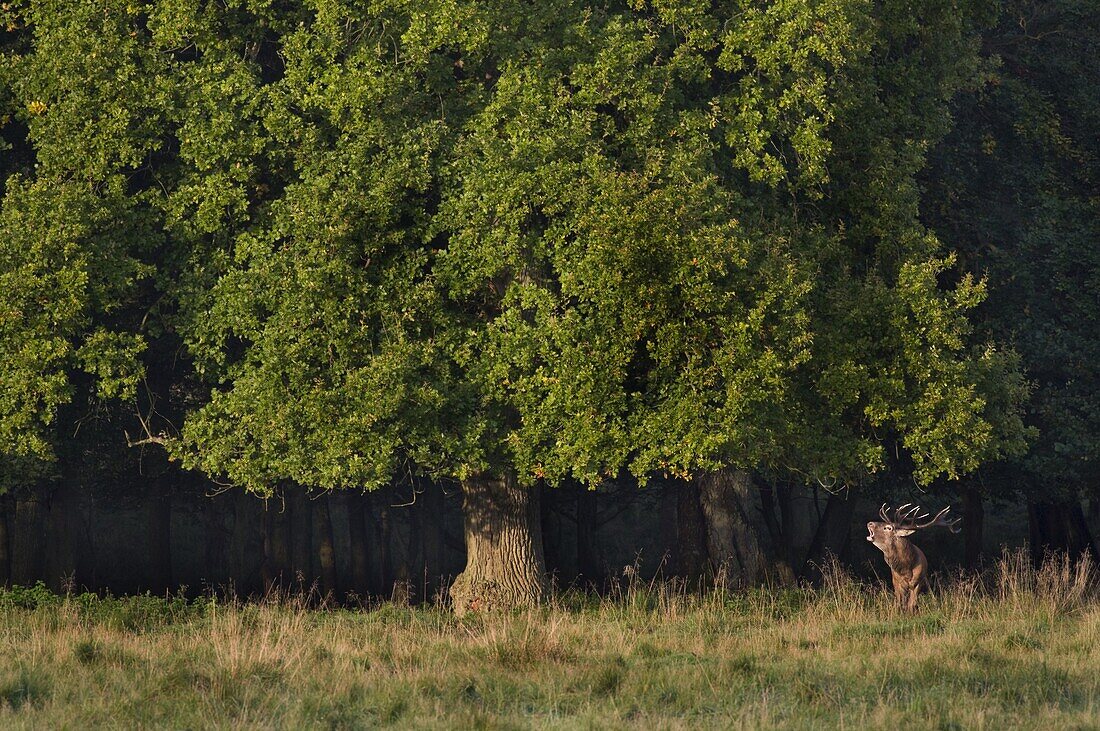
[{"left": 867, "top": 504, "right": 961, "bottom": 611}]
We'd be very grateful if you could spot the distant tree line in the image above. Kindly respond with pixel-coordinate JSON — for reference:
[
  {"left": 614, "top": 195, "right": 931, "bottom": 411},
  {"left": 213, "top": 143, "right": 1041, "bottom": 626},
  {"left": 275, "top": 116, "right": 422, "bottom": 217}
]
[{"left": 0, "top": 0, "right": 1096, "bottom": 607}]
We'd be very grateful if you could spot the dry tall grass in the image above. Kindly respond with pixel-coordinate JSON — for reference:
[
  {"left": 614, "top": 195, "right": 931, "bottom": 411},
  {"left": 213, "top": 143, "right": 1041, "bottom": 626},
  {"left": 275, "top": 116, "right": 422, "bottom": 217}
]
[{"left": 0, "top": 549, "right": 1097, "bottom": 729}]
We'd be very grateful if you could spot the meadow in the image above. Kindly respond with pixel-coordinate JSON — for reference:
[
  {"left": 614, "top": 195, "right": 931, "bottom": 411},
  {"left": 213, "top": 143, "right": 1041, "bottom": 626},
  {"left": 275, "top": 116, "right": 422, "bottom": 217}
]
[{"left": 0, "top": 552, "right": 1097, "bottom": 730}]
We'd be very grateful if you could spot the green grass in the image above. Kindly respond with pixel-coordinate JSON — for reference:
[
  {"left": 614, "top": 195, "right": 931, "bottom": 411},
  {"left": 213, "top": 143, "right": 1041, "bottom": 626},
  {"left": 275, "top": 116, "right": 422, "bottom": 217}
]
[{"left": 0, "top": 552, "right": 1097, "bottom": 729}]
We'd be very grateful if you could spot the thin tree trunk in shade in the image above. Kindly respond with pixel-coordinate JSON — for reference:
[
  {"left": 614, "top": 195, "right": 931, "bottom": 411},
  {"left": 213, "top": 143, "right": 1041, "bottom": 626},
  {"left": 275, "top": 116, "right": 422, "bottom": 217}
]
[
  {"left": 313, "top": 493, "right": 337, "bottom": 599},
  {"left": 231, "top": 492, "right": 263, "bottom": 597},
  {"left": 45, "top": 485, "right": 72, "bottom": 592},
  {"left": 450, "top": 472, "right": 548, "bottom": 614},
  {"left": 775, "top": 483, "right": 797, "bottom": 568},
  {"left": 758, "top": 483, "right": 783, "bottom": 550},
  {"left": 576, "top": 485, "right": 601, "bottom": 586},
  {"left": 756, "top": 482, "right": 797, "bottom": 585},
  {"left": 419, "top": 482, "right": 445, "bottom": 601},
  {"left": 539, "top": 483, "right": 560, "bottom": 585},
  {"left": 1028, "top": 501, "right": 1099, "bottom": 564},
  {"left": 378, "top": 493, "right": 393, "bottom": 597},
  {"left": 204, "top": 492, "right": 228, "bottom": 590},
  {"left": 800, "top": 493, "right": 854, "bottom": 581},
  {"left": 289, "top": 489, "right": 313, "bottom": 590},
  {"left": 776, "top": 483, "right": 817, "bottom": 570},
  {"left": 262, "top": 498, "right": 292, "bottom": 593},
  {"left": 11, "top": 493, "right": 47, "bottom": 585},
  {"left": 963, "top": 486, "right": 984, "bottom": 569},
  {"left": 0, "top": 495, "right": 11, "bottom": 586},
  {"left": 346, "top": 492, "right": 371, "bottom": 598},
  {"left": 658, "top": 480, "right": 679, "bottom": 577}
]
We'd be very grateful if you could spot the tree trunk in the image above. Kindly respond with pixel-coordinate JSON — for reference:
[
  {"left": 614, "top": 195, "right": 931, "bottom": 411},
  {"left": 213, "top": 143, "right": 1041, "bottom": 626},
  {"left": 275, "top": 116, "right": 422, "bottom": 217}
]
[
  {"left": 963, "top": 486, "right": 984, "bottom": 569},
  {"left": 313, "top": 493, "right": 337, "bottom": 600},
  {"left": 756, "top": 482, "right": 797, "bottom": 586},
  {"left": 540, "top": 483, "right": 561, "bottom": 584},
  {"left": 758, "top": 482, "right": 783, "bottom": 550},
  {"left": 419, "top": 482, "right": 445, "bottom": 601},
  {"left": 775, "top": 482, "right": 815, "bottom": 569},
  {"left": 658, "top": 479, "right": 679, "bottom": 577},
  {"left": 576, "top": 485, "right": 601, "bottom": 586},
  {"left": 676, "top": 478, "right": 708, "bottom": 587},
  {"left": 231, "top": 492, "right": 263, "bottom": 597},
  {"left": 377, "top": 492, "right": 393, "bottom": 596},
  {"left": 262, "top": 498, "right": 292, "bottom": 593},
  {"left": 204, "top": 492, "right": 229, "bottom": 589},
  {"left": 44, "top": 484, "right": 74, "bottom": 593},
  {"left": 11, "top": 494, "right": 46, "bottom": 585},
  {"left": 346, "top": 492, "right": 371, "bottom": 598},
  {"left": 800, "top": 492, "right": 854, "bottom": 582},
  {"left": 697, "top": 469, "right": 765, "bottom": 588},
  {"left": 1028, "top": 500, "right": 1099, "bottom": 564},
  {"left": 449, "top": 473, "right": 548, "bottom": 614},
  {"left": 289, "top": 489, "right": 313, "bottom": 591},
  {"left": 0, "top": 495, "right": 11, "bottom": 587}
]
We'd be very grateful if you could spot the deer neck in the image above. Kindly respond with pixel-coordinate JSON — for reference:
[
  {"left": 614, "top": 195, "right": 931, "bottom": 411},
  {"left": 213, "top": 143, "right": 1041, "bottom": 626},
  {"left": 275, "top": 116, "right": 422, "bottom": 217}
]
[{"left": 883, "top": 536, "right": 921, "bottom": 573}]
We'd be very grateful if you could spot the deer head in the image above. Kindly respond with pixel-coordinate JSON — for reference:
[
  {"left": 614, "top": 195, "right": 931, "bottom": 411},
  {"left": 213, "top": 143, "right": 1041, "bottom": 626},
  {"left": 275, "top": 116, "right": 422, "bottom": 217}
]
[{"left": 867, "top": 503, "right": 961, "bottom": 549}]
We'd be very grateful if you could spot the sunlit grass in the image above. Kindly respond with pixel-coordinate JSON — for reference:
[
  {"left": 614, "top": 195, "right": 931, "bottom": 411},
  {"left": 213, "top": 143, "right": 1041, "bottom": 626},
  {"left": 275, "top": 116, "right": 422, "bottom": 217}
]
[{"left": 0, "top": 550, "right": 1097, "bottom": 729}]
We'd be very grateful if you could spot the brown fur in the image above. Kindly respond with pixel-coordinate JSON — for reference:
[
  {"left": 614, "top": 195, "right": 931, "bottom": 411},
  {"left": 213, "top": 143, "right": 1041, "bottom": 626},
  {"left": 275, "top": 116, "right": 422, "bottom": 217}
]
[{"left": 867, "top": 521, "right": 929, "bottom": 611}]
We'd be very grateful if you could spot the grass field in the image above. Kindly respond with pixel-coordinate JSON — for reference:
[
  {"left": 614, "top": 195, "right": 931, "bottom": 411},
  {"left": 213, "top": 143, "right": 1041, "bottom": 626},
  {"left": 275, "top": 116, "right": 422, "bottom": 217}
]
[{"left": 0, "top": 552, "right": 1097, "bottom": 730}]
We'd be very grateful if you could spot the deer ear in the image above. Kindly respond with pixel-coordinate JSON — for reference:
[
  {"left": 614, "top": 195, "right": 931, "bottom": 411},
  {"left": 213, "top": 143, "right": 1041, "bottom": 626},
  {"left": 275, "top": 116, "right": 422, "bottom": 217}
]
[{"left": 894, "top": 528, "right": 916, "bottom": 537}]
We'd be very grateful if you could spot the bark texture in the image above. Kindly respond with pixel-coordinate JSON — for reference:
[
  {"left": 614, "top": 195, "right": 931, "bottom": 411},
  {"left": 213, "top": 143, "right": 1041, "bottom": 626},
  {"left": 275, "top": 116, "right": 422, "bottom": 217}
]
[
  {"left": 676, "top": 478, "right": 708, "bottom": 586},
  {"left": 450, "top": 473, "right": 548, "bottom": 614},
  {"left": 697, "top": 469, "right": 765, "bottom": 587}
]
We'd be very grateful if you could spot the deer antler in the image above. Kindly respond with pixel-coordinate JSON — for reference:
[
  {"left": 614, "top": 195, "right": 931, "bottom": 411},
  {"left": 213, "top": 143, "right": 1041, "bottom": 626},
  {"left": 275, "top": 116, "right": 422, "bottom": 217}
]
[{"left": 885, "top": 504, "right": 962, "bottom": 533}]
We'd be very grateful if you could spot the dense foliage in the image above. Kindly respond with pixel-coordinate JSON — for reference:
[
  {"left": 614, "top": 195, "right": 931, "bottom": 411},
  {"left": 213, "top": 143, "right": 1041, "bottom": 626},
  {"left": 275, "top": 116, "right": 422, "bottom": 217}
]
[
  {"left": 0, "top": 0, "right": 1029, "bottom": 491},
  {"left": 925, "top": 0, "right": 1100, "bottom": 501}
]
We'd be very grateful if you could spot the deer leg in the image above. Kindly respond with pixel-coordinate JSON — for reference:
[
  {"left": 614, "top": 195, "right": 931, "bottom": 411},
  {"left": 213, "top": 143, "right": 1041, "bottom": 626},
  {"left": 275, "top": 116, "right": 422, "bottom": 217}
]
[
  {"left": 907, "top": 562, "right": 927, "bottom": 612},
  {"left": 906, "top": 582, "right": 921, "bottom": 612},
  {"left": 893, "top": 580, "right": 906, "bottom": 609}
]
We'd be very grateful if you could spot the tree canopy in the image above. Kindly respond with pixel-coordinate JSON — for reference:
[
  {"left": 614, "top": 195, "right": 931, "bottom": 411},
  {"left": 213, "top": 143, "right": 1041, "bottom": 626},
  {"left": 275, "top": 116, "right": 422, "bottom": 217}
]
[{"left": 0, "top": 0, "right": 1031, "bottom": 497}]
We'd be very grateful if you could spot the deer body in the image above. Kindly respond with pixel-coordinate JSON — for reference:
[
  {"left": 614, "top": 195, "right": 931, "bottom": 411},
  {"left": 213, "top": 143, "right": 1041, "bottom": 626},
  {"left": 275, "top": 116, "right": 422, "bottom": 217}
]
[{"left": 867, "top": 504, "right": 960, "bottom": 611}]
